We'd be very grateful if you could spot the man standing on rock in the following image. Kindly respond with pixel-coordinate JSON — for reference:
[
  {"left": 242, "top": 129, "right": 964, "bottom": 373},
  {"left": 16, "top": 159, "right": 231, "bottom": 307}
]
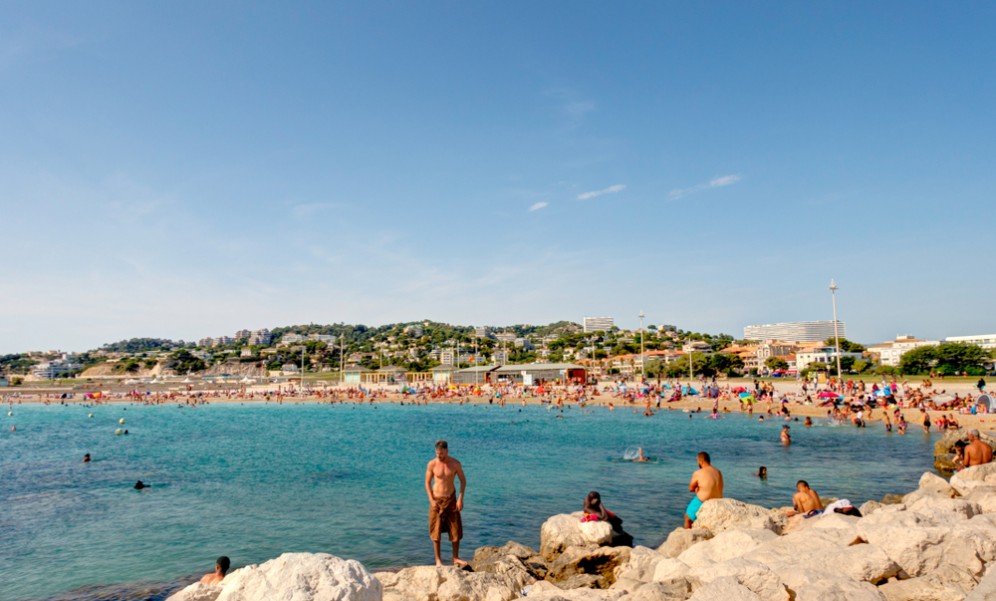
[
  {"left": 685, "top": 451, "right": 723, "bottom": 528},
  {"left": 965, "top": 429, "right": 994, "bottom": 468},
  {"left": 425, "top": 439, "right": 468, "bottom": 567}
]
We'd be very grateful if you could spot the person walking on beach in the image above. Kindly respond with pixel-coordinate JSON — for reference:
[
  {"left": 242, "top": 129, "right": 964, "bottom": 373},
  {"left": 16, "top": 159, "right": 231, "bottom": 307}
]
[
  {"left": 425, "top": 439, "right": 468, "bottom": 567},
  {"left": 965, "top": 429, "right": 994, "bottom": 468},
  {"left": 685, "top": 452, "right": 723, "bottom": 528}
]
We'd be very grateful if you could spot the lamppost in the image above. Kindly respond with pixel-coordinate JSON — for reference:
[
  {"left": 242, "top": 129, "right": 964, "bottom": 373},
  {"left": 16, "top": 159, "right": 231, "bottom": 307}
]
[
  {"left": 829, "top": 279, "right": 843, "bottom": 381},
  {"left": 639, "top": 310, "right": 645, "bottom": 383},
  {"left": 300, "top": 342, "right": 306, "bottom": 393},
  {"left": 339, "top": 333, "right": 345, "bottom": 386}
]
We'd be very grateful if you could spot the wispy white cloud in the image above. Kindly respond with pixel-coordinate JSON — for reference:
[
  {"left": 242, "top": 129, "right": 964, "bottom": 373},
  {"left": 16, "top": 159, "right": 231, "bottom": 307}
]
[
  {"left": 564, "top": 100, "right": 595, "bottom": 120},
  {"left": 528, "top": 201, "right": 549, "bottom": 212},
  {"left": 577, "top": 184, "right": 626, "bottom": 201},
  {"left": 669, "top": 175, "right": 741, "bottom": 200},
  {"left": 291, "top": 202, "right": 342, "bottom": 218}
]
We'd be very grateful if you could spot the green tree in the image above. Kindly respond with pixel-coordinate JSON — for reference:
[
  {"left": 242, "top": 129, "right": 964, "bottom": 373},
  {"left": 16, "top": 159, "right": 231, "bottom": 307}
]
[
  {"left": 765, "top": 357, "right": 789, "bottom": 371},
  {"left": 824, "top": 338, "right": 866, "bottom": 352}
]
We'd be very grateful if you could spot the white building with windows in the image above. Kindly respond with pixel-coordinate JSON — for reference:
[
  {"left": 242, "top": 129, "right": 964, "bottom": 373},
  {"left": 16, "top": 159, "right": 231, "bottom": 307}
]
[
  {"left": 944, "top": 334, "right": 996, "bottom": 350},
  {"left": 795, "top": 347, "right": 865, "bottom": 372},
  {"left": 867, "top": 336, "right": 940, "bottom": 367},
  {"left": 744, "top": 320, "right": 845, "bottom": 343},
  {"left": 583, "top": 316, "right": 614, "bottom": 333}
]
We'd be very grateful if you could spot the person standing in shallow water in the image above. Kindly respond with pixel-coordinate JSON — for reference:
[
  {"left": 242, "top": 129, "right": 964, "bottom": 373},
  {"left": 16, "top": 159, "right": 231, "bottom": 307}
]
[{"left": 425, "top": 439, "right": 468, "bottom": 567}]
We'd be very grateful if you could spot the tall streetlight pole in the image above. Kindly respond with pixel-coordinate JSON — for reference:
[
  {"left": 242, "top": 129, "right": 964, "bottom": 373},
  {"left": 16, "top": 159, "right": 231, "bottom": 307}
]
[
  {"left": 829, "top": 279, "right": 843, "bottom": 382},
  {"left": 339, "top": 333, "right": 344, "bottom": 386},
  {"left": 300, "top": 342, "right": 306, "bottom": 393},
  {"left": 638, "top": 310, "right": 645, "bottom": 383}
]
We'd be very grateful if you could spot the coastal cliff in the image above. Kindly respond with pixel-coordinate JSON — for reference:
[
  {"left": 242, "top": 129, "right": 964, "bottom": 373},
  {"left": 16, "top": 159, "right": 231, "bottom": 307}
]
[{"left": 166, "top": 463, "right": 996, "bottom": 601}]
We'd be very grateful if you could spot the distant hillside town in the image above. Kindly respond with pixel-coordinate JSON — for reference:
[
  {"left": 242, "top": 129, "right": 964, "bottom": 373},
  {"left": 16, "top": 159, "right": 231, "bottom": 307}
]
[{"left": 1, "top": 319, "right": 994, "bottom": 386}]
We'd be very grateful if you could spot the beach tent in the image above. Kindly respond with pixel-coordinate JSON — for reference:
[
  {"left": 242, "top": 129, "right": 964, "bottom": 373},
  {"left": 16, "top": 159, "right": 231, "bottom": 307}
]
[{"left": 979, "top": 394, "right": 994, "bottom": 413}]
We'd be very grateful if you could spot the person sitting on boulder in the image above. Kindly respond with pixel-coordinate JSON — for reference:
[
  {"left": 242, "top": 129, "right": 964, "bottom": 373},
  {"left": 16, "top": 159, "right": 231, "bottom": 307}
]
[
  {"left": 200, "top": 556, "right": 231, "bottom": 585},
  {"left": 965, "top": 429, "right": 994, "bottom": 467},
  {"left": 790, "top": 480, "right": 823, "bottom": 517},
  {"left": 581, "top": 491, "right": 633, "bottom": 547}
]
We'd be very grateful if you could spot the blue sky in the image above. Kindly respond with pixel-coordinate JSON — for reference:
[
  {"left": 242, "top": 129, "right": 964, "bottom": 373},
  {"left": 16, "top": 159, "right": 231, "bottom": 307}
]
[{"left": 1, "top": 2, "right": 994, "bottom": 353}]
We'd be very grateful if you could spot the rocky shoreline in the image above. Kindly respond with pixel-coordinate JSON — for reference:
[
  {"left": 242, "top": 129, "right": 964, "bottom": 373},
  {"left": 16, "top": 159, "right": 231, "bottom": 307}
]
[{"left": 166, "top": 460, "right": 996, "bottom": 601}]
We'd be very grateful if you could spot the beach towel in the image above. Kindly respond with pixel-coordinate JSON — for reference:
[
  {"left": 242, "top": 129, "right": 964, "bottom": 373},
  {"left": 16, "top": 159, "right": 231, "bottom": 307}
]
[{"left": 429, "top": 494, "right": 463, "bottom": 542}]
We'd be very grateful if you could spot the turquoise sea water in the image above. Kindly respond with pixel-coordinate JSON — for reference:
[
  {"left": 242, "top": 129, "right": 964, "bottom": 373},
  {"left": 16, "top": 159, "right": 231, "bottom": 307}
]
[{"left": 1, "top": 402, "right": 936, "bottom": 601}]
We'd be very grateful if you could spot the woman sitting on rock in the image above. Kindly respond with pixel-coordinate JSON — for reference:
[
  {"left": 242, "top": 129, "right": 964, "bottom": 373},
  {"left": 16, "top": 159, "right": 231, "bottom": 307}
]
[{"left": 581, "top": 491, "right": 633, "bottom": 547}]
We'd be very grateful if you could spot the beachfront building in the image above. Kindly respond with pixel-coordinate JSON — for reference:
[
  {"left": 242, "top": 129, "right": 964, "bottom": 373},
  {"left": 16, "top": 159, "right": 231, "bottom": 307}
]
[
  {"left": 944, "top": 334, "right": 996, "bottom": 350},
  {"left": 343, "top": 365, "right": 371, "bottom": 385},
  {"left": 583, "top": 316, "right": 614, "bottom": 333},
  {"left": 452, "top": 365, "right": 499, "bottom": 386},
  {"left": 494, "top": 363, "right": 587, "bottom": 385},
  {"left": 795, "top": 347, "right": 865, "bottom": 372},
  {"left": 431, "top": 365, "right": 454, "bottom": 384},
  {"left": 30, "top": 358, "right": 80, "bottom": 380},
  {"left": 867, "top": 336, "right": 941, "bottom": 367},
  {"left": 743, "top": 320, "right": 846, "bottom": 343},
  {"left": 248, "top": 329, "right": 272, "bottom": 346}
]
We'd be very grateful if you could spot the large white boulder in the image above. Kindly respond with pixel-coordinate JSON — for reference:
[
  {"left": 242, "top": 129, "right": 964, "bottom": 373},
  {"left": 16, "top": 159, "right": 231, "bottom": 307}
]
[
  {"left": 917, "top": 471, "right": 958, "bottom": 498},
  {"left": 541, "top": 513, "right": 613, "bottom": 561},
  {"left": 166, "top": 582, "right": 223, "bottom": 601},
  {"left": 677, "top": 529, "right": 776, "bottom": 568},
  {"left": 687, "top": 558, "right": 789, "bottom": 601},
  {"left": 612, "top": 546, "right": 666, "bottom": 585},
  {"left": 963, "top": 486, "right": 996, "bottom": 514},
  {"left": 686, "top": 576, "right": 762, "bottom": 601},
  {"left": 657, "top": 528, "right": 713, "bottom": 559},
  {"left": 617, "top": 581, "right": 692, "bottom": 601},
  {"left": 217, "top": 553, "right": 381, "bottom": 601},
  {"left": 879, "top": 576, "right": 968, "bottom": 601},
  {"left": 950, "top": 463, "right": 996, "bottom": 496},
  {"left": 379, "top": 564, "right": 531, "bottom": 601},
  {"left": 650, "top": 558, "right": 692, "bottom": 584},
  {"left": 693, "top": 499, "right": 781, "bottom": 534}
]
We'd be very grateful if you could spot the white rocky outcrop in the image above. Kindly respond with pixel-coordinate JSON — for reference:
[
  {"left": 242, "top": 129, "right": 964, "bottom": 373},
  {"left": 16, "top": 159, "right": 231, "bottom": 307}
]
[
  {"left": 378, "top": 563, "right": 532, "bottom": 601},
  {"left": 692, "top": 499, "right": 783, "bottom": 534},
  {"left": 167, "top": 553, "right": 381, "bottom": 601},
  {"left": 166, "top": 582, "right": 224, "bottom": 601},
  {"left": 540, "top": 513, "right": 614, "bottom": 561},
  {"left": 217, "top": 553, "right": 381, "bottom": 601}
]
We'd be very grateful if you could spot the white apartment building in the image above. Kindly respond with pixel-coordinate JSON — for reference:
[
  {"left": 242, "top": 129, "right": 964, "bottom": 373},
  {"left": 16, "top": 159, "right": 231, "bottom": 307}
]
[
  {"left": 795, "top": 347, "right": 865, "bottom": 372},
  {"left": 944, "top": 334, "right": 996, "bottom": 350},
  {"left": 868, "top": 336, "right": 940, "bottom": 367},
  {"left": 248, "top": 329, "right": 271, "bottom": 346},
  {"left": 743, "top": 320, "right": 846, "bottom": 343},
  {"left": 282, "top": 333, "right": 305, "bottom": 344},
  {"left": 583, "top": 316, "right": 614, "bottom": 333}
]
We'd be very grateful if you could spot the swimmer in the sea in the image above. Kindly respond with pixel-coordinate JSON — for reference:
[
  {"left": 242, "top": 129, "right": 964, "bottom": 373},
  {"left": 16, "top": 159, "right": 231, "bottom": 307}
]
[
  {"left": 134, "top": 480, "right": 147, "bottom": 490},
  {"left": 634, "top": 447, "right": 648, "bottom": 463},
  {"left": 756, "top": 466, "right": 767, "bottom": 479},
  {"left": 83, "top": 453, "right": 91, "bottom": 463},
  {"left": 781, "top": 425, "right": 791, "bottom": 445}
]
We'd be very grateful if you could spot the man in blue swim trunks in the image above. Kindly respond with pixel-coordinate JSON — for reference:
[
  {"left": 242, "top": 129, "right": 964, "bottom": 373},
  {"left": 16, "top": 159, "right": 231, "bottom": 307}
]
[{"left": 685, "top": 451, "right": 724, "bottom": 528}]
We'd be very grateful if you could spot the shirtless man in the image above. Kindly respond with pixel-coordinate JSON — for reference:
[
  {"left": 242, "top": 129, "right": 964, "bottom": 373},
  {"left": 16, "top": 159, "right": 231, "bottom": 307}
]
[
  {"left": 965, "top": 429, "right": 994, "bottom": 467},
  {"left": 685, "top": 452, "right": 723, "bottom": 528},
  {"left": 791, "top": 481, "right": 823, "bottom": 516},
  {"left": 425, "top": 440, "right": 468, "bottom": 567},
  {"left": 200, "top": 556, "right": 230, "bottom": 585},
  {"left": 780, "top": 425, "right": 791, "bottom": 445}
]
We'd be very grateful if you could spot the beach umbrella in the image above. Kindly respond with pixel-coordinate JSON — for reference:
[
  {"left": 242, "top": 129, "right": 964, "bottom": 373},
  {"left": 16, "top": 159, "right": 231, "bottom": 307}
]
[
  {"left": 818, "top": 391, "right": 839, "bottom": 399},
  {"left": 732, "top": 386, "right": 747, "bottom": 393}
]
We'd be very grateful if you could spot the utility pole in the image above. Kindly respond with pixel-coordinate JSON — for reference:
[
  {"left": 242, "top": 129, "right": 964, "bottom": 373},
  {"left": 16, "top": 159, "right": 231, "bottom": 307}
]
[
  {"left": 639, "top": 310, "right": 645, "bottom": 383},
  {"left": 830, "top": 279, "right": 843, "bottom": 382},
  {"left": 339, "top": 333, "right": 344, "bottom": 386}
]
